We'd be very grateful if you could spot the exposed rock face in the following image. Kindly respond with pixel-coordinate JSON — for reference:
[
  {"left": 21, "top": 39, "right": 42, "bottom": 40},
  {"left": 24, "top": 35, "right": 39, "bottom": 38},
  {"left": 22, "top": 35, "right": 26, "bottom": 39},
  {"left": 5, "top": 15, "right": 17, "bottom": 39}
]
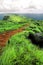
[
  {"left": 3, "top": 16, "right": 9, "bottom": 20},
  {"left": 28, "top": 32, "right": 43, "bottom": 48}
]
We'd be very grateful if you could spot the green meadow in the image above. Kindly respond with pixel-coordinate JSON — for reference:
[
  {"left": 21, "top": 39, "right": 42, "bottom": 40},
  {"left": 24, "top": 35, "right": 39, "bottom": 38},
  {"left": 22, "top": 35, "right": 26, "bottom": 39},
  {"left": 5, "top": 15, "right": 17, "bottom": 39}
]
[{"left": 0, "top": 14, "right": 43, "bottom": 65}]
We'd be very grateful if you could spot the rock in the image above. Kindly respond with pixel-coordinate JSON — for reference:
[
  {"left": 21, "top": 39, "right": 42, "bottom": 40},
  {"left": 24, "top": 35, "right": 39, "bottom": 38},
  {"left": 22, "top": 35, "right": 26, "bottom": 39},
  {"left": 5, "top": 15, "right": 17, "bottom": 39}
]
[
  {"left": 28, "top": 32, "right": 43, "bottom": 48},
  {"left": 3, "top": 16, "right": 9, "bottom": 20}
]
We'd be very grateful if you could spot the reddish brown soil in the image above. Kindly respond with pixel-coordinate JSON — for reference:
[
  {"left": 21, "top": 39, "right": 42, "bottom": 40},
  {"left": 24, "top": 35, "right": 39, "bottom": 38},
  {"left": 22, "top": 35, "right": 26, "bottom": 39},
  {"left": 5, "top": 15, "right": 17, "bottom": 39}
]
[{"left": 0, "top": 24, "right": 29, "bottom": 47}]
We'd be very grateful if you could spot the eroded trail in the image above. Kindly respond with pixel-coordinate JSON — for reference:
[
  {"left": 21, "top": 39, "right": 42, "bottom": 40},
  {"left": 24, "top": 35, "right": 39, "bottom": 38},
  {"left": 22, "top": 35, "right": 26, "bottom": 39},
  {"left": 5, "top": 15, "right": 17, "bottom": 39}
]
[{"left": 0, "top": 24, "right": 29, "bottom": 47}]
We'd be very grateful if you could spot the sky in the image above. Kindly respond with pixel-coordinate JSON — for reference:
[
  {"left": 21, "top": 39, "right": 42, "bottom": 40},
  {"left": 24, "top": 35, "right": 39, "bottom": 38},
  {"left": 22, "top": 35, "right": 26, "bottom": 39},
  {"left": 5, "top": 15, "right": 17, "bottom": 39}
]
[{"left": 0, "top": 0, "right": 43, "bottom": 13}]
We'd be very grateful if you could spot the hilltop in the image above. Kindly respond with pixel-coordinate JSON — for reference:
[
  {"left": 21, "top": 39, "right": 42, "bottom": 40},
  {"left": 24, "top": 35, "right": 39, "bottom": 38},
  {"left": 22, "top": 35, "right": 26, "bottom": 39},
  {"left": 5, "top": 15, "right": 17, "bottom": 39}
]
[
  {"left": 0, "top": 14, "right": 43, "bottom": 65},
  {"left": 0, "top": 14, "right": 43, "bottom": 33}
]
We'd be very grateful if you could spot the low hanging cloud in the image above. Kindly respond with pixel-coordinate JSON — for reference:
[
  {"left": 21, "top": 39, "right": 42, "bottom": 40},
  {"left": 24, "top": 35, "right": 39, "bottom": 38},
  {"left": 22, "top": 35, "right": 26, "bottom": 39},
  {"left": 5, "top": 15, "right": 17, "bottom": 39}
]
[{"left": 0, "top": 0, "right": 43, "bottom": 13}]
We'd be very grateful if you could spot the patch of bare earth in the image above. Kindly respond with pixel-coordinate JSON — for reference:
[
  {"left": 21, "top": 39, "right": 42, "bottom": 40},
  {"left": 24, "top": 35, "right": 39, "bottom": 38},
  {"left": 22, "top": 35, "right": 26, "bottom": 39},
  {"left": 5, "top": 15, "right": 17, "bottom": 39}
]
[{"left": 0, "top": 24, "right": 29, "bottom": 47}]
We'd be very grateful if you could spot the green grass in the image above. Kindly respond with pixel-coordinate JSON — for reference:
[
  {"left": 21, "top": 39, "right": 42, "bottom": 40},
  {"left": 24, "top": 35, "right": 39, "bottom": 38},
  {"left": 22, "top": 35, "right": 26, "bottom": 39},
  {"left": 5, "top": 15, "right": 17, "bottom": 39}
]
[
  {"left": 0, "top": 32, "right": 43, "bottom": 65},
  {"left": 0, "top": 14, "right": 43, "bottom": 65}
]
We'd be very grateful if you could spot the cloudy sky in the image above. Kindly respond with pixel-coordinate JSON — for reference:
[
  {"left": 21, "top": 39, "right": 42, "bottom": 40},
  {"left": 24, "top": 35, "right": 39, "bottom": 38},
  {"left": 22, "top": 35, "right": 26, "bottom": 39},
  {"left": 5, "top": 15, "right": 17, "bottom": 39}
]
[{"left": 0, "top": 0, "right": 43, "bottom": 13}]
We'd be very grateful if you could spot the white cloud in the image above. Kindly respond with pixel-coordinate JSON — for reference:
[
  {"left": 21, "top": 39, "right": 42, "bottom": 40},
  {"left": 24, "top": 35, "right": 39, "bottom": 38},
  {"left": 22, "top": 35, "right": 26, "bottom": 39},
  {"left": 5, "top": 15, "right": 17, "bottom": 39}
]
[{"left": 0, "top": 0, "right": 43, "bottom": 13}]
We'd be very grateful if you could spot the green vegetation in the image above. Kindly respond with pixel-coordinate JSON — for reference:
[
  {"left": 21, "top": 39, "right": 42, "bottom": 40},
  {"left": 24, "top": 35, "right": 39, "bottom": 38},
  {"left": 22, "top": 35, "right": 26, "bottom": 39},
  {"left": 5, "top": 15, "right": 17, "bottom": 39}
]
[{"left": 0, "top": 14, "right": 43, "bottom": 65}]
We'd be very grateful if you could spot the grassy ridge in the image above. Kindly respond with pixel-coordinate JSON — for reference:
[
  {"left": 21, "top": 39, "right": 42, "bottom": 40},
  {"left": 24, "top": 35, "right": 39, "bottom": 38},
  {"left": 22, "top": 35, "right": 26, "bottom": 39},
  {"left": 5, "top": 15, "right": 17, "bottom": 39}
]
[{"left": 0, "top": 14, "right": 43, "bottom": 65}]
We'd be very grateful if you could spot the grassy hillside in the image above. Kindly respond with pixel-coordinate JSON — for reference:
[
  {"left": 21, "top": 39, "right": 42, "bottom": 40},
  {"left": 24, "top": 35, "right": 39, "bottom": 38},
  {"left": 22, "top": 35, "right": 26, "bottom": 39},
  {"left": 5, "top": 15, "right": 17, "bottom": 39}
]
[
  {"left": 0, "top": 15, "right": 29, "bottom": 33},
  {"left": 0, "top": 14, "right": 43, "bottom": 65}
]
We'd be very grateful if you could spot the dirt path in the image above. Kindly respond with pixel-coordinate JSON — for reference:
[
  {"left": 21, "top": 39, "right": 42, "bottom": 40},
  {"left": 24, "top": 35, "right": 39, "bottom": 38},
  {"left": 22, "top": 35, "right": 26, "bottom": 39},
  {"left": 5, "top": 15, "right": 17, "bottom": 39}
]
[{"left": 0, "top": 24, "right": 29, "bottom": 47}]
